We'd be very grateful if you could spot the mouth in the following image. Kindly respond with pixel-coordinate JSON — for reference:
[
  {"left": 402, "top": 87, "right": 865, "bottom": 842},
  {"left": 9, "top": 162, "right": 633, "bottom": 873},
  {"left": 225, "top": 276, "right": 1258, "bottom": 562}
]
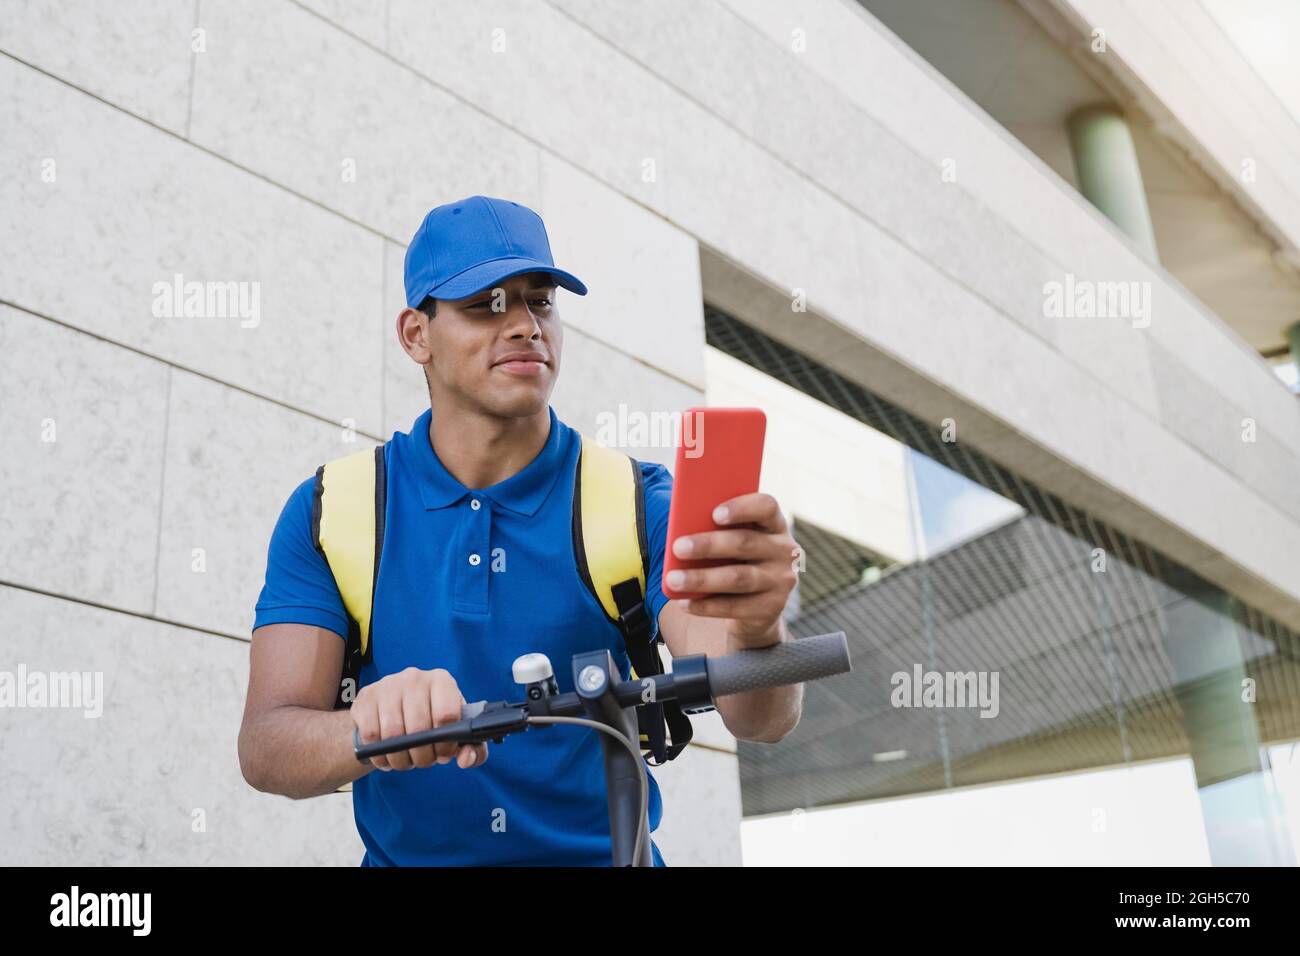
[{"left": 488, "top": 361, "right": 546, "bottom": 374}]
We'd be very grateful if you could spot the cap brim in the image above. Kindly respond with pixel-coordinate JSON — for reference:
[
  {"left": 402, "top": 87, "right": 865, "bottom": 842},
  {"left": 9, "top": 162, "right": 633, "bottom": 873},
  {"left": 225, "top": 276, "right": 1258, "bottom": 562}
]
[{"left": 427, "top": 257, "right": 588, "bottom": 302}]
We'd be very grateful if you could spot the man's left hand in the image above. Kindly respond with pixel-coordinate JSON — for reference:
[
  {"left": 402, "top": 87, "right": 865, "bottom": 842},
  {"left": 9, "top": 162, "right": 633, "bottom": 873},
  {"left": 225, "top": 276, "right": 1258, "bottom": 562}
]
[{"left": 665, "top": 492, "right": 800, "bottom": 648}]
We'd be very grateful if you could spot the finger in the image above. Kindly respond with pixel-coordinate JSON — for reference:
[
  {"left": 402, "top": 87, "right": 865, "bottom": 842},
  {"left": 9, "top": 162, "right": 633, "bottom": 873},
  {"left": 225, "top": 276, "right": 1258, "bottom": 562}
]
[
  {"left": 377, "top": 697, "right": 411, "bottom": 771},
  {"left": 402, "top": 684, "right": 437, "bottom": 769},
  {"left": 681, "top": 594, "right": 745, "bottom": 618},
  {"left": 672, "top": 528, "right": 774, "bottom": 563},
  {"left": 665, "top": 562, "right": 765, "bottom": 597},
  {"left": 457, "top": 740, "right": 488, "bottom": 768},
  {"left": 353, "top": 698, "right": 390, "bottom": 772},
  {"left": 456, "top": 744, "right": 475, "bottom": 769},
  {"left": 712, "top": 492, "right": 787, "bottom": 533},
  {"left": 682, "top": 591, "right": 787, "bottom": 622},
  {"left": 429, "top": 670, "right": 464, "bottom": 765}
]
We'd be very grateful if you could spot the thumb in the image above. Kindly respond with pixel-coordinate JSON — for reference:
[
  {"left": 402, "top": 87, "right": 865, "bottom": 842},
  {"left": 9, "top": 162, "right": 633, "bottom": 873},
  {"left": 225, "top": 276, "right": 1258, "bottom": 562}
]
[{"left": 456, "top": 742, "right": 489, "bottom": 769}]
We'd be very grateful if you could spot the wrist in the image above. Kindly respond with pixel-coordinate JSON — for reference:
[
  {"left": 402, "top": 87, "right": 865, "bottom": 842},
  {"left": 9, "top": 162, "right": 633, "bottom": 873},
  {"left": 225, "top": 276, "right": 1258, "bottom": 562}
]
[{"left": 725, "top": 616, "right": 789, "bottom": 652}]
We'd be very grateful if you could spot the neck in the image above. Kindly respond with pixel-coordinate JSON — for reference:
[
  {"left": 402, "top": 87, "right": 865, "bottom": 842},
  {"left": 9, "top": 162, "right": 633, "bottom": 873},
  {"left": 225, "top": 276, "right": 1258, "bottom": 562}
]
[{"left": 426, "top": 400, "right": 552, "bottom": 490}]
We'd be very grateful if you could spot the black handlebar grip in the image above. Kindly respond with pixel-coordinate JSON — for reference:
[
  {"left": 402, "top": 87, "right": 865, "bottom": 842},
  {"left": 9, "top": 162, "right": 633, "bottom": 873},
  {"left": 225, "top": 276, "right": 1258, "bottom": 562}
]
[
  {"left": 353, "top": 700, "right": 490, "bottom": 761},
  {"left": 706, "top": 631, "right": 851, "bottom": 698}
]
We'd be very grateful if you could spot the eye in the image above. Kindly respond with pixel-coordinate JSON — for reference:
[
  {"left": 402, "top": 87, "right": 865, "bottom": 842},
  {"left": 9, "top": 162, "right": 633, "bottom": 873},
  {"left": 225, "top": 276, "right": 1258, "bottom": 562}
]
[{"left": 530, "top": 297, "right": 553, "bottom": 309}]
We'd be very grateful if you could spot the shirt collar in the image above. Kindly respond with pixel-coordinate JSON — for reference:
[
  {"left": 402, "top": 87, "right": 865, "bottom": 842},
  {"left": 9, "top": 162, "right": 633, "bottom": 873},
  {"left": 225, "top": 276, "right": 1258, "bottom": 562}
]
[{"left": 406, "top": 405, "right": 569, "bottom": 516}]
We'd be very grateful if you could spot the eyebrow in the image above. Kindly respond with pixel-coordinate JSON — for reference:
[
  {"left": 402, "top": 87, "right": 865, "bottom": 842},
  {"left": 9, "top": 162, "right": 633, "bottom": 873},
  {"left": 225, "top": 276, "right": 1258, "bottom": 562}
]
[{"left": 466, "top": 280, "right": 556, "bottom": 302}]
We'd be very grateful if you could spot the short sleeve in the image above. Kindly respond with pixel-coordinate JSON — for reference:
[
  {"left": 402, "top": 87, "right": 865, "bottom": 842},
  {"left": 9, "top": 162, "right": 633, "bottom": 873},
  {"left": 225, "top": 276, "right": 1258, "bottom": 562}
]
[
  {"left": 640, "top": 460, "right": 674, "bottom": 639},
  {"left": 252, "top": 475, "right": 350, "bottom": 640}
]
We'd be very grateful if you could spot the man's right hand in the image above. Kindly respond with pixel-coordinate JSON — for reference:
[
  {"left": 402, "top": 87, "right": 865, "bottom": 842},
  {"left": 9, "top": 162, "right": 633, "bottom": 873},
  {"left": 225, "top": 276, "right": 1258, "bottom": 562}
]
[{"left": 352, "top": 667, "right": 490, "bottom": 772}]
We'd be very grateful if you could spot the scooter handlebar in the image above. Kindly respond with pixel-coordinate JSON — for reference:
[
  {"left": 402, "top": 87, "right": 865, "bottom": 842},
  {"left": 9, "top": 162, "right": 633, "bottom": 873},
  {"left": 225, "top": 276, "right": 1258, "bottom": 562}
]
[
  {"left": 352, "top": 631, "right": 851, "bottom": 762},
  {"left": 705, "top": 631, "right": 850, "bottom": 698}
]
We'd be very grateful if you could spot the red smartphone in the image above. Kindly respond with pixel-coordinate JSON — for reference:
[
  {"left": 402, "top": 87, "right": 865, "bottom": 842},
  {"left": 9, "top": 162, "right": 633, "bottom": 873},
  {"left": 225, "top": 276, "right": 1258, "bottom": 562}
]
[{"left": 662, "top": 406, "right": 767, "bottom": 601}]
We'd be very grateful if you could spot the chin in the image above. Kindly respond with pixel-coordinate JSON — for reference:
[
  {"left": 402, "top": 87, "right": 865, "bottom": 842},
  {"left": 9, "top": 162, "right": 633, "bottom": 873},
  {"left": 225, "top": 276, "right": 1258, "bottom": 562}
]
[{"left": 487, "top": 389, "right": 552, "bottom": 420}]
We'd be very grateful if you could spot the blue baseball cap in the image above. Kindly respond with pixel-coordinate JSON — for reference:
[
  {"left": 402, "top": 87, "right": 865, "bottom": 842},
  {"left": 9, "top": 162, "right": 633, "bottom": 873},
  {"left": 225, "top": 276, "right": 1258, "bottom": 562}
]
[{"left": 403, "top": 195, "right": 588, "bottom": 308}]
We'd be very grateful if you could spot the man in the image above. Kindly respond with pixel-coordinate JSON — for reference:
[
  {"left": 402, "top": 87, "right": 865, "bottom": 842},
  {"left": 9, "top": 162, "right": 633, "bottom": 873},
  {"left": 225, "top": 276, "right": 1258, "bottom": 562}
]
[{"left": 238, "top": 195, "right": 803, "bottom": 866}]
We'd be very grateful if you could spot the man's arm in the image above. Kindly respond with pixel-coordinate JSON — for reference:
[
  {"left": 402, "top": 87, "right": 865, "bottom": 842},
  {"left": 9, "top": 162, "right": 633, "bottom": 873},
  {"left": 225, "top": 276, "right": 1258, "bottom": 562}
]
[
  {"left": 243, "top": 478, "right": 488, "bottom": 798},
  {"left": 657, "top": 600, "right": 802, "bottom": 743},
  {"left": 238, "top": 623, "right": 491, "bottom": 799},
  {"left": 638, "top": 461, "right": 802, "bottom": 744},
  {"left": 238, "top": 622, "right": 372, "bottom": 799}
]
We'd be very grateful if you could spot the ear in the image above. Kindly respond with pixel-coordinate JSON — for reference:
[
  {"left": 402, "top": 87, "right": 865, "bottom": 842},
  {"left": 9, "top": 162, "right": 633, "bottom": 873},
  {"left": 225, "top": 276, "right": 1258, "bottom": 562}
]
[{"left": 396, "top": 307, "right": 434, "bottom": 366}]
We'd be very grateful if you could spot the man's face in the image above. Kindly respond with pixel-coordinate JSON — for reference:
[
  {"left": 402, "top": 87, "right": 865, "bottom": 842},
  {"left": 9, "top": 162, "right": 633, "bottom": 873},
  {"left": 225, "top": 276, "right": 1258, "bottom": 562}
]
[{"left": 406, "top": 271, "right": 563, "bottom": 419}]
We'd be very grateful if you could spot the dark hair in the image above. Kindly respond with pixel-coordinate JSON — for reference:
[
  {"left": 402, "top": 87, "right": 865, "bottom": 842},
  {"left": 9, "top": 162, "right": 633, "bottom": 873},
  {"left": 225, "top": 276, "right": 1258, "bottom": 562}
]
[{"left": 415, "top": 296, "right": 436, "bottom": 392}]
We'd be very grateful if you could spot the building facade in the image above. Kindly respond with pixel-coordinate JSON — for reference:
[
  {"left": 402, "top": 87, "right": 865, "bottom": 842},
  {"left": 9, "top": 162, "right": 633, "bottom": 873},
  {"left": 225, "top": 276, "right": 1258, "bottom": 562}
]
[{"left": 3, "top": 0, "right": 1299, "bottom": 865}]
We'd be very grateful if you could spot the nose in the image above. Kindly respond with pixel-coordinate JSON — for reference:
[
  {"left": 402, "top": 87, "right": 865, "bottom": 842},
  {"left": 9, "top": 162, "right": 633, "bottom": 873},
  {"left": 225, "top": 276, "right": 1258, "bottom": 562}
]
[{"left": 501, "top": 289, "right": 544, "bottom": 339}]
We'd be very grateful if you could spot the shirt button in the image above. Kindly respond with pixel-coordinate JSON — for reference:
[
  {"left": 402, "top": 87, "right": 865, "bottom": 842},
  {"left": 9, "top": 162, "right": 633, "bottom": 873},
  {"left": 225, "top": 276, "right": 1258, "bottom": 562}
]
[
  {"left": 470, "top": 499, "right": 481, "bottom": 511},
  {"left": 468, "top": 553, "right": 481, "bottom": 566}
]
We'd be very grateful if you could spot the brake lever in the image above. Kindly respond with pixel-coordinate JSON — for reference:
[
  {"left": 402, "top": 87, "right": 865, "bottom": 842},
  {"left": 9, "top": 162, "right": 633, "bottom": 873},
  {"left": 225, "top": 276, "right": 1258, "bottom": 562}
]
[{"left": 353, "top": 702, "right": 530, "bottom": 761}]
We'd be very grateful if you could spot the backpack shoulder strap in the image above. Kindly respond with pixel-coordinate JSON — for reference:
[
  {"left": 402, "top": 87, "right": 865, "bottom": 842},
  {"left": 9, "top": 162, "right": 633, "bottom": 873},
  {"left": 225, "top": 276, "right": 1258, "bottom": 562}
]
[
  {"left": 311, "top": 444, "right": 386, "bottom": 708},
  {"left": 572, "top": 435, "right": 692, "bottom": 763},
  {"left": 572, "top": 435, "right": 650, "bottom": 628}
]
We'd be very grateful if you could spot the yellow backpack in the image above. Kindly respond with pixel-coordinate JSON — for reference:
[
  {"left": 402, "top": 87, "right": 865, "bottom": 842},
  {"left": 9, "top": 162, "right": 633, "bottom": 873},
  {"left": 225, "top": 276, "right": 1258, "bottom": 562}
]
[{"left": 310, "top": 437, "right": 693, "bottom": 764}]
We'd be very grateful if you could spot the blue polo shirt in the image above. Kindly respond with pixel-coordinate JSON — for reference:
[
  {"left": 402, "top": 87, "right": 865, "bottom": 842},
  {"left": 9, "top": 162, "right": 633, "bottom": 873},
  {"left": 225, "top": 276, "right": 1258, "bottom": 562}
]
[{"left": 254, "top": 405, "right": 673, "bottom": 866}]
